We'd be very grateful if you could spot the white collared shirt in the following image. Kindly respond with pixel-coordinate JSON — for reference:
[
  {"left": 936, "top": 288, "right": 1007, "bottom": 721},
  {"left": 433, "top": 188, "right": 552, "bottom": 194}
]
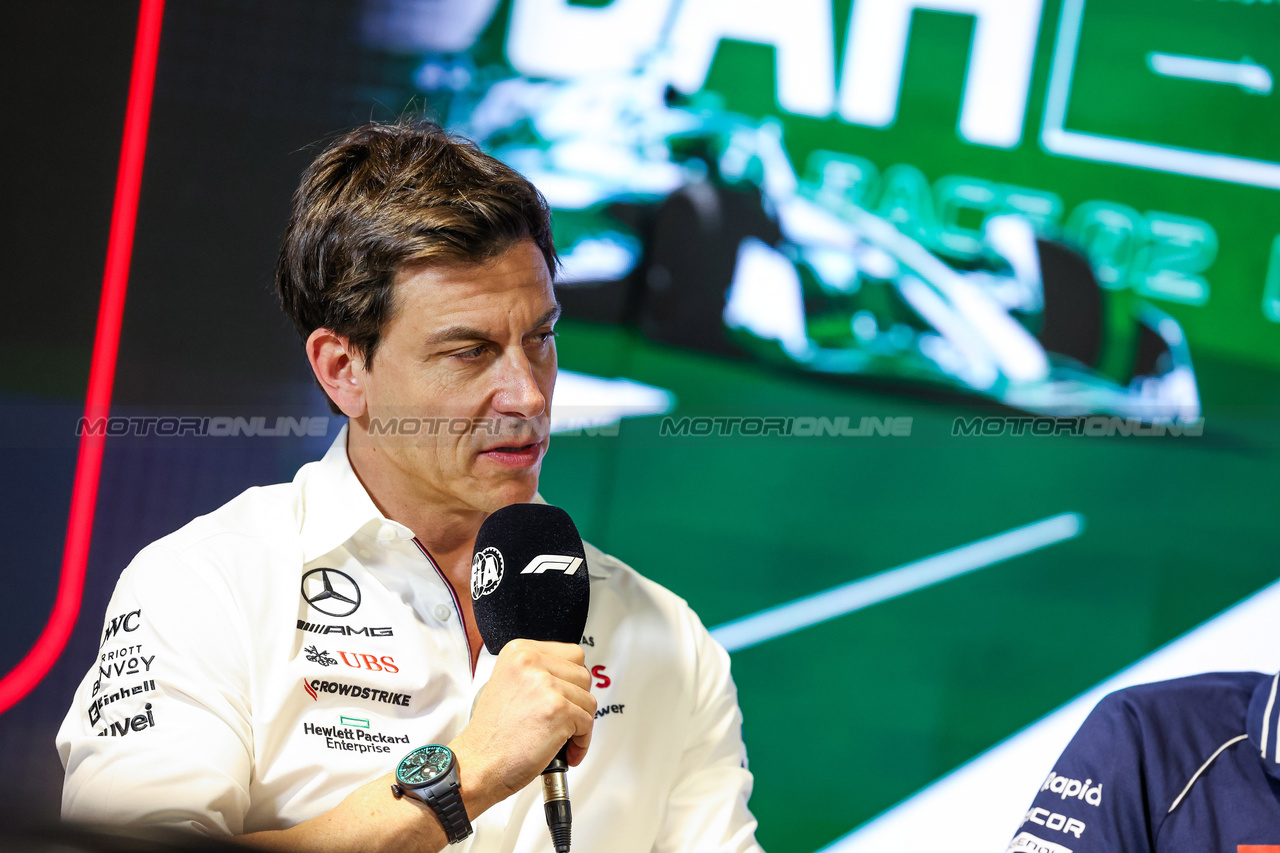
[{"left": 56, "top": 427, "right": 761, "bottom": 853}]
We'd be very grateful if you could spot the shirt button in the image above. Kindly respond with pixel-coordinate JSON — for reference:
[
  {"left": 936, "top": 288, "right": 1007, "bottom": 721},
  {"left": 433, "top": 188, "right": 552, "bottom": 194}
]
[
  {"left": 377, "top": 524, "right": 398, "bottom": 542},
  {"left": 357, "top": 549, "right": 371, "bottom": 560},
  {"left": 433, "top": 604, "right": 452, "bottom": 622}
]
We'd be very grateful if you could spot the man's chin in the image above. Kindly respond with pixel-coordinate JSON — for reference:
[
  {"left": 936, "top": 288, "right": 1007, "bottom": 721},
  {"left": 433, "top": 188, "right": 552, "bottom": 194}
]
[{"left": 473, "top": 473, "right": 541, "bottom": 514}]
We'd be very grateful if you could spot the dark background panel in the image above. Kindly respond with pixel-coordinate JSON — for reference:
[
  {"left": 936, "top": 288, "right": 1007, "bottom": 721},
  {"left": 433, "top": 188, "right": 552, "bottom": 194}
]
[{"left": 0, "top": 0, "right": 140, "bottom": 690}]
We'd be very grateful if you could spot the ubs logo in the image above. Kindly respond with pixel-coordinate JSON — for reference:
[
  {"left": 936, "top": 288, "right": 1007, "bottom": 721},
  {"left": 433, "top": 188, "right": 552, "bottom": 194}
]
[{"left": 301, "top": 569, "right": 361, "bottom": 617}]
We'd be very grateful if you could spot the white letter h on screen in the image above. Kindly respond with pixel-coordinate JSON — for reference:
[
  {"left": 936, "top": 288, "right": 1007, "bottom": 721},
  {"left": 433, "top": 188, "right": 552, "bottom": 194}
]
[{"left": 838, "top": 0, "right": 1043, "bottom": 149}]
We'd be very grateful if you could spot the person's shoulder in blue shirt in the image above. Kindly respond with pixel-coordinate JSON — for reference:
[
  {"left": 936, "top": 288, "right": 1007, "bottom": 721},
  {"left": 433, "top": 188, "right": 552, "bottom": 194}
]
[{"left": 1009, "top": 671, "right": 1280, "bottom": 852}]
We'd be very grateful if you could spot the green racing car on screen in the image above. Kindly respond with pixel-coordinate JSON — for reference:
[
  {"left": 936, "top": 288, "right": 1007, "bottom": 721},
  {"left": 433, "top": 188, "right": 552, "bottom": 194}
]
[{"left": 447, "top": 55, "right": 1200, "bottom": 424}]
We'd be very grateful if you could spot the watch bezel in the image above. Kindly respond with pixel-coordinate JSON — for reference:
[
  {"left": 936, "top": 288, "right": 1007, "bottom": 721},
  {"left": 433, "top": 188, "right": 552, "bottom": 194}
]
[{"left": 395, "top": 744, "right": 456, "bottom": 791}]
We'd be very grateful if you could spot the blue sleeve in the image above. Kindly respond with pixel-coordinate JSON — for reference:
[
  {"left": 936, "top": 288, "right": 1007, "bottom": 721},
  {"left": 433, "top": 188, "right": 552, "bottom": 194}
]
[{"left": 1009, "top": 691, "right": 1156, "bottom": 853}]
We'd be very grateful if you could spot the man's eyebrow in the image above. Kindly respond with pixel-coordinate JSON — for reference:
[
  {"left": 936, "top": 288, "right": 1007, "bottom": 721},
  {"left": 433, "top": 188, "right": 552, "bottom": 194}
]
[
  {"left": 424, "top": 304, "right": 562, "bottom": 347},
  {"left": 534, "top": 304, "right": 563, "bottom": 330},
  {"left": 424, "top": 325, "right": 491, "bottom": 346}
]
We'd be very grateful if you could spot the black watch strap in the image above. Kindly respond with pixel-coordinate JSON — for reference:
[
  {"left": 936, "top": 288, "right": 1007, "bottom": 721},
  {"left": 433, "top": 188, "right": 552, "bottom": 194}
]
[{"left": 424, "top": 781, "right": 473, "bottom": 844}]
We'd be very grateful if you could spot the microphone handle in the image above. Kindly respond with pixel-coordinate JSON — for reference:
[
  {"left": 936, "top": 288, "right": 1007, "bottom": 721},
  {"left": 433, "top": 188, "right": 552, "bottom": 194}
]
[
  {"left": 541, "top": 744, "right": 572, "bottom": 853},
  {"left": 544, "top": 743, "right": 568, "bottom": 775}
]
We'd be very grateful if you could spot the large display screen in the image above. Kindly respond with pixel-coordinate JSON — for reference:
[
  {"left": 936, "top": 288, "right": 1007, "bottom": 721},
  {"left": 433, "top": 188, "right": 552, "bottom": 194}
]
[{"left": 1, "top": 2, "right": 1277, "bottom": 851}]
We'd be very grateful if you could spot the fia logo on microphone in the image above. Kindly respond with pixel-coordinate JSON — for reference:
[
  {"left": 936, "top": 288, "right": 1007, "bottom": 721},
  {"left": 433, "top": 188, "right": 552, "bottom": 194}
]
[{"left": 471, "top": 547, "right": 504, "bottom": 600}]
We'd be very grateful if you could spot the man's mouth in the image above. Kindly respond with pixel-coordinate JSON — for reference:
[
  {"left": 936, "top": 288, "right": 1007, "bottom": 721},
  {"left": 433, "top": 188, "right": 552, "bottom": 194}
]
[{"left": 479, "top": 441, "right": 543, "bottom": 469}]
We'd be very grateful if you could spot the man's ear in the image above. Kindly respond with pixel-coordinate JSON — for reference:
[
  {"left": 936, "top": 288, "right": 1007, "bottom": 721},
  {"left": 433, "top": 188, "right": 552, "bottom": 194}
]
[{"left": 306, "top": 328, "right": 366, "bottom": 418}]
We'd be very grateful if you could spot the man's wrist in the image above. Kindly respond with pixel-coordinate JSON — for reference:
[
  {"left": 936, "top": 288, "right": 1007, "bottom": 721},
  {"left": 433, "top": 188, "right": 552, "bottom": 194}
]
[{"left": 447, "top": 736, "right": 503, "bottom": 821}]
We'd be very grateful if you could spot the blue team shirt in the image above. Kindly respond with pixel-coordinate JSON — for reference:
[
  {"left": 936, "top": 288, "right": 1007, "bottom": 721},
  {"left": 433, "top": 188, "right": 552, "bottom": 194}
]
[{"left": 1009, "top": 671, "right": 1280, "bottom": 852}]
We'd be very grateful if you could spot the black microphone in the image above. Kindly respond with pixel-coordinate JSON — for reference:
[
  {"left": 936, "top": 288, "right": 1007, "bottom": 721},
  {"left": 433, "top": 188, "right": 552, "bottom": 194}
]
[{"left": 471, "top": 503, "right": 591, "bottom": 853}]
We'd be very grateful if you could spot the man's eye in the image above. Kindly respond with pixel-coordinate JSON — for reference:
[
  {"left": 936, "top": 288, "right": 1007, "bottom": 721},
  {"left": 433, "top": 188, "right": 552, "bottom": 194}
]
[
  {"left": 536, "top": 330, "right": 557, "bottom": 344},
  {"left": 453, "top": 345, "right": 487, "bottom": 360}
]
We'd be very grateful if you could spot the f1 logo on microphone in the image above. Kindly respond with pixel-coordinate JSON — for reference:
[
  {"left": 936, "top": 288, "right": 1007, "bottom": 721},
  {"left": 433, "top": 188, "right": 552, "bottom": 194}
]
[{"left": 521, "top": 555, "right": 583, "bottom": 575}]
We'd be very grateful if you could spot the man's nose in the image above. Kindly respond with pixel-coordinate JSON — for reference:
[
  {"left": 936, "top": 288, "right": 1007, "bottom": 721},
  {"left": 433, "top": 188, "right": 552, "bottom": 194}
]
[{"left": 492, "top": 349, "right": 547, "bottom": 420}]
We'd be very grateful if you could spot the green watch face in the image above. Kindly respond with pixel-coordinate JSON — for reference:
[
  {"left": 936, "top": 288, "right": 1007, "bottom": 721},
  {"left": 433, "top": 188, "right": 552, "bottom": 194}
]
[{"left": 397, "top": 744, "right": 453, "bottom": 786}]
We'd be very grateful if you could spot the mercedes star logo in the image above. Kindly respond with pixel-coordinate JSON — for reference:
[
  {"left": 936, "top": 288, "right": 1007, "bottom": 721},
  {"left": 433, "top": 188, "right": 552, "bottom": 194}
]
[{"left": 301, "top": 568, "right": 361, "bottom": 617}]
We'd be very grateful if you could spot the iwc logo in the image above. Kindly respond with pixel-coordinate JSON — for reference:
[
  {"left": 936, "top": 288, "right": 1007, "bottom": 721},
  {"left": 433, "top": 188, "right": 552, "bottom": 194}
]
[{"left": 471, "top": 547, "right": 504, "bottom": 600}]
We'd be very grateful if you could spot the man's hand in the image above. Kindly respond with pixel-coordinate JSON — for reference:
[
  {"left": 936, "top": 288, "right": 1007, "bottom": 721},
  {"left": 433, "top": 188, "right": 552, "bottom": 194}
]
[
  {"left": 238, "top": 638, "right": 594, "bottom": 853},
  {"left": 451, "top": 638, "right": 597, "bottom": 810}
]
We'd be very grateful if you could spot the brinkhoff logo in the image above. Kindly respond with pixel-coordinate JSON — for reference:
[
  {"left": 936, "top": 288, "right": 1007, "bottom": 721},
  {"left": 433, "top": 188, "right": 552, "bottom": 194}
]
[
  {"left": 298, "top": 620, "right": 393, "bottom": 637},
  {"left": 1041, "top": 772, "right": 1103, "bottom": 806},
  {"left": 303, "top": 678, "right": 411, "bottom": 707},
  {"left": 94, "top": 703, "right": 156, "bottom": 737}
]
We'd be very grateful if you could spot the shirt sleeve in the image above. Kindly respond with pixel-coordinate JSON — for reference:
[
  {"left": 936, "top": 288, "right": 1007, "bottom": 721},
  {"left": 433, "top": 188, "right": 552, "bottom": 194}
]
[
  {"left": 652, "top": 611, "right": 763, "bottom": 853},
  {"left": 1008, "top": 690, "right": 1154, "bottom": 853},
  {"left": 56, "top": 543, "right": 255, "bottom": 835}
]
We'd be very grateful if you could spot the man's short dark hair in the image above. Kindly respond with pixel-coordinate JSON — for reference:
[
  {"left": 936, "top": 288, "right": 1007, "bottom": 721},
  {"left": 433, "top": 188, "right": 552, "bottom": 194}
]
[{"left": 276, "top": 119, "right": 558, "bottom": 412}]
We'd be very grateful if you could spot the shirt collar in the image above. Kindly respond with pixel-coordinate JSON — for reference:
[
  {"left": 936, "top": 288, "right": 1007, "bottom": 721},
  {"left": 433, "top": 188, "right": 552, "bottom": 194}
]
[
  {"left": 296, "top": 424, "right": 414, "bottom": 563},
  {"left": 296, "top": 424, "right": 606, "bottom": 577},
  {"left": 1246, "top": 672, "right": 1280, "bottom": 780}
]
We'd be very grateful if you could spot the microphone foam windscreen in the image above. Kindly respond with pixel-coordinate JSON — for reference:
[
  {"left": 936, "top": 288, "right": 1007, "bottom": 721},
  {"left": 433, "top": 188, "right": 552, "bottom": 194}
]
[{"left": 471, "top": 503, "right": 591, "bottom": 654}]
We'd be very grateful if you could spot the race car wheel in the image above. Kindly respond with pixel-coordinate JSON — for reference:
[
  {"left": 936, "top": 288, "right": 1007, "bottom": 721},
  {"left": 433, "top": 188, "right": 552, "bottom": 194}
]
[
  {"left": 1035, "top": 238, "right": 1104, "bottom": 369},
  {"left": 638, "top": 182, "right": 780, "bottom": 355}
]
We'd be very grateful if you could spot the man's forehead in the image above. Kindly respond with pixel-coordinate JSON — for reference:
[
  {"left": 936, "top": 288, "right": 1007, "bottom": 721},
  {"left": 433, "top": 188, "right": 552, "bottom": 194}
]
[
  {"left": 390, "top": 241, "right": 558, "bottom": 334},
  {"left": 396, "top": 239, "right": 551, "bottom": 288}
]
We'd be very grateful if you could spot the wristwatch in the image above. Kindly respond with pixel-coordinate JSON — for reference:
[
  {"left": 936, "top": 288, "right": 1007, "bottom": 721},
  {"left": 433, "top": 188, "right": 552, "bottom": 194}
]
[{"left": 391, "top": 744, "right": 474, "bottom": 844}]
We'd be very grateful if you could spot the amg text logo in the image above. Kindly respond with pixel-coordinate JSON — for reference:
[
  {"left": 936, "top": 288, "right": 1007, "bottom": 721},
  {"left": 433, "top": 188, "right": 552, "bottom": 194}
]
[{"left": 297, "top": 620, "right": 393, "bottom": 637}]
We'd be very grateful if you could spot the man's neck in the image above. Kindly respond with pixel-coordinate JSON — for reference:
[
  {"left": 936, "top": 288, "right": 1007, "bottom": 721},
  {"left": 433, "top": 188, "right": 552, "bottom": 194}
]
[{"left": 344, "top": 442, "right": 484, "bottom": 588}]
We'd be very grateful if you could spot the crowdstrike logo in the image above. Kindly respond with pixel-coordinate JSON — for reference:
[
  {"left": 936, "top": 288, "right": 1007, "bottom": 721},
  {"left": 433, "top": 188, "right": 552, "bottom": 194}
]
[
  {"left": 303, "top": 678, "right": 411, "bottom": 707},
  {"left": 301, "top": 569, "right": 361, "bottom": 617},
  {"left": 471, "top": 547, "right": 504, "bottom": 599},
  {"left": 1041, "top": 772, "right": 1103, "bottom": 806}
]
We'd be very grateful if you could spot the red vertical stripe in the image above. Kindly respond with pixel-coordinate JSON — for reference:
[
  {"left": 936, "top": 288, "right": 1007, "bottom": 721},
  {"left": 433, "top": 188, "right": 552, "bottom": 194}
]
[{"left": 0, "top": 0, "right": 165, "bottom": 714}]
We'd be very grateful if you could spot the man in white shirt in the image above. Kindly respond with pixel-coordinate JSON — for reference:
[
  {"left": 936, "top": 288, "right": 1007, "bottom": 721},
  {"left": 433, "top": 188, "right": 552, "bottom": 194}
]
[{"left": 57, "top": 120, "right": 761, "bottom": 853}]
